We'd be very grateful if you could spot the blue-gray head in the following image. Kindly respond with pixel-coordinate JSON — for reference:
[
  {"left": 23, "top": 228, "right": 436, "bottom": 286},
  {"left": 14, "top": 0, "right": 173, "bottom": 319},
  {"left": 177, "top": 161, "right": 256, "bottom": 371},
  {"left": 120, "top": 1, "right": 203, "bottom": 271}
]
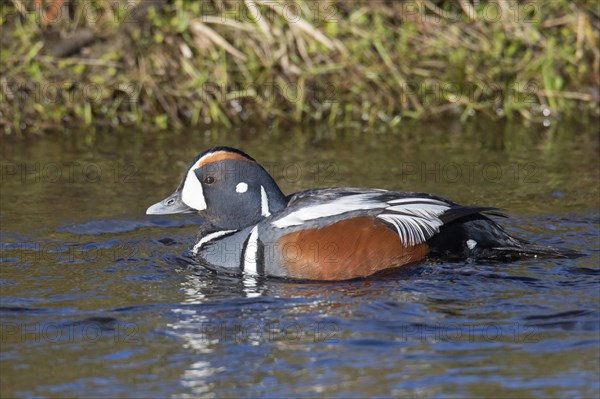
[{"left": 146, "top": 146, "right": 287, "bottom": 230}]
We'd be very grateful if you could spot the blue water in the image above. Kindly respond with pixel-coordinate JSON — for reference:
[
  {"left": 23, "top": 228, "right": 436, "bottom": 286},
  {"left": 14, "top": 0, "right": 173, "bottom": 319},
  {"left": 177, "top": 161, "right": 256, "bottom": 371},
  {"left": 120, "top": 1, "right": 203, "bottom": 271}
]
[{"left": 1, "top": 121, "right": 599, "bottom": 398}]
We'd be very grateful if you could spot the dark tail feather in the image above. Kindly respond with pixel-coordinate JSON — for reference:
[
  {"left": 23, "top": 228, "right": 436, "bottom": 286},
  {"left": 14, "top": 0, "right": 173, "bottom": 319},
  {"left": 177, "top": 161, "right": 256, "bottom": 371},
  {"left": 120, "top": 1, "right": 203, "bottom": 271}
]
[
  {"left": 491, "top": 243, "right": 582, "bottom": 259},
  {"left": 428, "top": 213, "right": 582, "bottom": 260}
]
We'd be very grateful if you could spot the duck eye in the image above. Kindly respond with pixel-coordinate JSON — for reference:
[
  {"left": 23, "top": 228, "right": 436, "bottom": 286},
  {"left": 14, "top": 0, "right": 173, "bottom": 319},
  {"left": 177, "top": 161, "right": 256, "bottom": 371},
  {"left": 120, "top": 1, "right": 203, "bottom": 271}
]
[{"left": 204, "top": 176, "right": 215, "bottom": 185}]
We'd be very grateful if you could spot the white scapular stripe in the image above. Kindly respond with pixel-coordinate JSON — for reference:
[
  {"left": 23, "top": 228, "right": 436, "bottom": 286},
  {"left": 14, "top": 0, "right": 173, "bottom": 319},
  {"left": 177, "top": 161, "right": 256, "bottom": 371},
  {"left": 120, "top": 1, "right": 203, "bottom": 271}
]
[
  {"left": 272, "top": 194, "right": 450, "bottom": 247},
  {"left": 192, "top": 230, "right": 237, "bottom": 254},
  {"left": 271, "top": 194, "right": 382, "bottom": 228},
  {"left": 260, "top": 186, "right": 271, "bottom": 217},
  {"left": 181, "top": 168, "right": 207, "bottom": 211},
  {"left": 243, "top": 226, "right": 259, "bottom": 275},
  {"left": 387, "top": 197, "right": 449, "bottom": 206}
]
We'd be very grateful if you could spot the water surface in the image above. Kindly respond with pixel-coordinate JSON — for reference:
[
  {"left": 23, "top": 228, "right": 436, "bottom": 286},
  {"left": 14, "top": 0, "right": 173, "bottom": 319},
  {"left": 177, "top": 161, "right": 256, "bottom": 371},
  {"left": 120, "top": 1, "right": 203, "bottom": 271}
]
[{"left": 1, "top": 119, "right": 599, "bottom": 398}]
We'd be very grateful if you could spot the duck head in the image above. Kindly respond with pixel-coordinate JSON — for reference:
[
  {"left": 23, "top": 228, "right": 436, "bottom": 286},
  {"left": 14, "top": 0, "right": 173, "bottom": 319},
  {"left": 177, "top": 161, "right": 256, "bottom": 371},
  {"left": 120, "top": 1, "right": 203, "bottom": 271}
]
[{"left": 146, "top": 146, "right": 287, "bottom": 230}]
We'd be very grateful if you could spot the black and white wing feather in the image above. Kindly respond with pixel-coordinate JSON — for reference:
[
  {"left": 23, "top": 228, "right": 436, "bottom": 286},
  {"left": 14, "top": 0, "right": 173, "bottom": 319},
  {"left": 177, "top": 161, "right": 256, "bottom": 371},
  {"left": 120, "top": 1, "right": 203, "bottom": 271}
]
[
  {"left": 274, "top": 189, "right": 501, "bottom": 247},
  {"left": 377, "top": 198, "right": 451, "bottom": 246}
]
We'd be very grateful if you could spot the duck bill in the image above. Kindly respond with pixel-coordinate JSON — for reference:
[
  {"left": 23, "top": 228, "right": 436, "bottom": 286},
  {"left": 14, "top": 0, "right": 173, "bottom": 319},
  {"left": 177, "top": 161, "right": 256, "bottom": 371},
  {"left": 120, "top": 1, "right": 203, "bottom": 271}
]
[{"left": 146, "top": 191, "right": 194, "bottom": 215}]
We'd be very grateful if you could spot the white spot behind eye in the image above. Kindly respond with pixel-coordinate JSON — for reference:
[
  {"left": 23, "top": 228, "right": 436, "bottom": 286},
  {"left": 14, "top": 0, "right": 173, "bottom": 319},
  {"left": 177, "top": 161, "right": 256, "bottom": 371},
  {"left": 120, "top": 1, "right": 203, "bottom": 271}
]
[
  {"left": 467, "top": 239, "right": 477, "bottom": 249},
  {"left": 236, "top": 182, "right": 248, "bottom": 193}
]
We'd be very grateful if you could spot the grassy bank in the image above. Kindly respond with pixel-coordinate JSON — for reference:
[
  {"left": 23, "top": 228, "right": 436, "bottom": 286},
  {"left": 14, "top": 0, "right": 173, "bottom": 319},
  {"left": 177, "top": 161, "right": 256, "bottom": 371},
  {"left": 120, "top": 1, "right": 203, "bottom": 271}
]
[{"left": 1, "top": 0, "right": 598, "bottom": 135}]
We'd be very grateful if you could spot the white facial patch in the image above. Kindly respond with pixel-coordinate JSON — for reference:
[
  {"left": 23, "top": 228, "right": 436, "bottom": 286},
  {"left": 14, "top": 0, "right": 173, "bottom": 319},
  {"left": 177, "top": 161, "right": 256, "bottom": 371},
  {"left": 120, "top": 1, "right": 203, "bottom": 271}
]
[
  {"left": 236, "top": 182, "right": 248, "bottom": 193},
  {"left": 181, "top": 168, "right": 207, "bottom": 211},
  {"left": 467, "top": 239, "right": 477, "bottom": 249}
]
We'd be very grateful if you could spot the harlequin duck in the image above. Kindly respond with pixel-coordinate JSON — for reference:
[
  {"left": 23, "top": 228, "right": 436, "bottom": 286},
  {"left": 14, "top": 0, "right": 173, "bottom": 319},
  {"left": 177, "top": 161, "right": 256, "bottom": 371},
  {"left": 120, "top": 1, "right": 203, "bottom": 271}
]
[{"left": 147, "top": 146, "right": 576, "bottom": 280}]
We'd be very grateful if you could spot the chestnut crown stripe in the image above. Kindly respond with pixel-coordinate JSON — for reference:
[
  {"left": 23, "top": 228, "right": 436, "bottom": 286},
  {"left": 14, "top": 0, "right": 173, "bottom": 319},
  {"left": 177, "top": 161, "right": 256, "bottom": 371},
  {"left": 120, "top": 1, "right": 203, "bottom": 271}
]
[{"left": 193, "top": 151, "right": 255, "bottom": 169}]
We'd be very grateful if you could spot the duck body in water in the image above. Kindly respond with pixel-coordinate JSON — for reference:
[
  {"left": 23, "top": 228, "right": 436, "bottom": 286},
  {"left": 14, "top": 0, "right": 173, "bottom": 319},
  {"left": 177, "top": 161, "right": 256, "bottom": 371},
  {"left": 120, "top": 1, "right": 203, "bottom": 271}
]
[{"left": 147, "top": 146, "right": 578, "bottom": 281}]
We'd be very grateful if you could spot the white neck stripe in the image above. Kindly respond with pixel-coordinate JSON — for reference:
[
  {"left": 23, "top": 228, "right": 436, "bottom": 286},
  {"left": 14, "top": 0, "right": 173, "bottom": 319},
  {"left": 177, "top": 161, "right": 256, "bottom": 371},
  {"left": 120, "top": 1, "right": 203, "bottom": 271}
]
[
  {"left": 193, "top": 230, "right": 236, "bottom": 254},
  {"left": 260, "top": 186, "right": 271, "bottom": 217}
]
